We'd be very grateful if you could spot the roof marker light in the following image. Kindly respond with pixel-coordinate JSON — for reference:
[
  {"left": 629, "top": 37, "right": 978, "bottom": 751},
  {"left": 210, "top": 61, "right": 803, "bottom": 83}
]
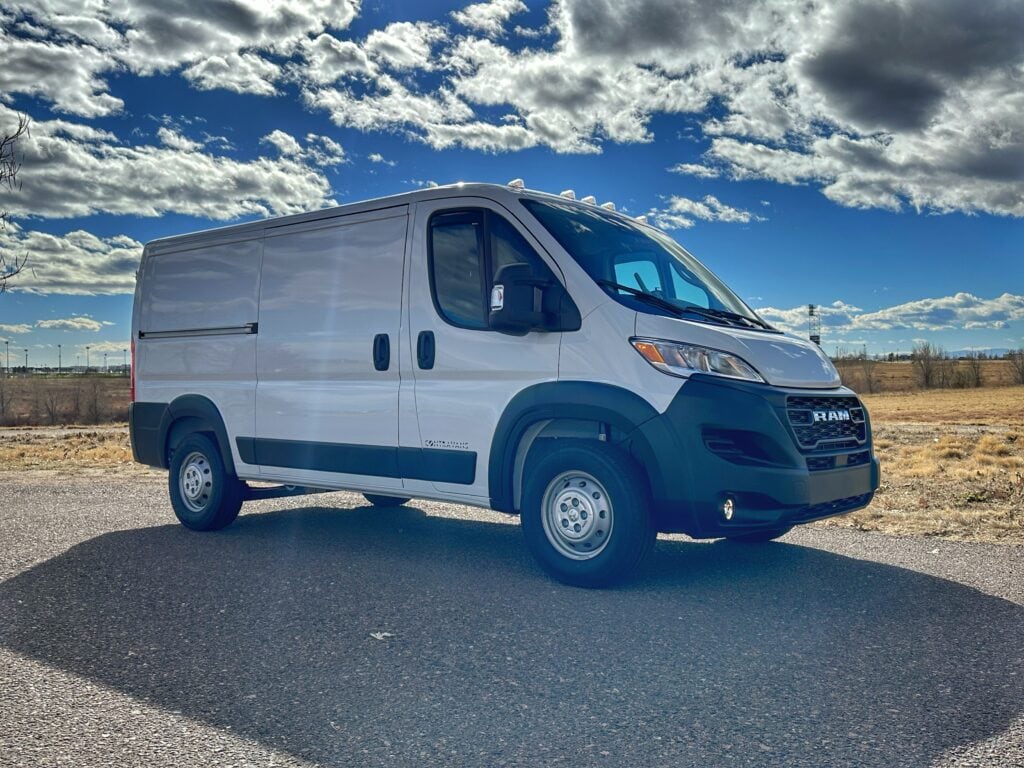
[
  {"left": 559, "top": 189, "right": 576, "bottom": 200},
  {"left": 635, "top": 214, "right": 648, "bottom": 224},
  {"left": 507, "top": 178, "right": 525, "bottom": 189},
  {"left": 581, "top": 195, "right": 597, "bottom": 205},
  {"left": 600, "top": 202, "right": 616, "bottom": 211}
]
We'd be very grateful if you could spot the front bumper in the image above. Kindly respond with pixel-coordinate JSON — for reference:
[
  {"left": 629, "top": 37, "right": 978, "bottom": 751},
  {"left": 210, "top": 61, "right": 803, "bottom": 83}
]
[{"left": 626, "top": 375, "right": 880, "bottom": 537}]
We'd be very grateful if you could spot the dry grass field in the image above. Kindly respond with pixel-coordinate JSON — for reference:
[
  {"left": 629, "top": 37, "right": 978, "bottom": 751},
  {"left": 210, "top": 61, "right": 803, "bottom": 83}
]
[
  {"left": 0, "top": 375, "right": 129, "bottom": 426},
  {"left": 834, "top": 358, "right": 1019, "bottom": 392},
  {"left": 818, "top": 386, "right": 1024, "bottom": 543},
  {"left": 1, "top": 384, "right": 1021, "bottom": 544}
]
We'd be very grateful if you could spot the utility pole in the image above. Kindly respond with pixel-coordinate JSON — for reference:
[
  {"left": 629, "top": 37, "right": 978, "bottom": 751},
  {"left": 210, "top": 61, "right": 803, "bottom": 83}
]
[
  {"left": 24, "top": 348, "right": 28, "bottom": 373},
  {"left": 58, "top": 343, "right": 62, "bottom": 376},
  {"left": 104, "top": 352, "right": 108, "bottom": 373},
  {"left": 4, "top": 340, "right": 7, "bottom": 376},
  {"left": 123, "top": 348, "right": 127, "bottom": 376},
  {"left": 86, "top": 345, "right": 91, "bottom": 374}
]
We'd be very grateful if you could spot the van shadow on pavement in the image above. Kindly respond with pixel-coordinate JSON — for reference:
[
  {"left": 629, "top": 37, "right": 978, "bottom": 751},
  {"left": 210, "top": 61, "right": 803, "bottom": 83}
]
[{"left": 1, "top": 503, "right": 1021, "bottom": 767}]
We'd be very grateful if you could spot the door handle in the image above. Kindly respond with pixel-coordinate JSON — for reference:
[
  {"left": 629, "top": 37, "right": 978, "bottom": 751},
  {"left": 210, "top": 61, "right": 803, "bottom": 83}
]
[
  {"left": 416, "top": 330, "right": 435, "bottom": 370},
  {"left": 372, "top": 333, "right": 390, "bottom": 371}
]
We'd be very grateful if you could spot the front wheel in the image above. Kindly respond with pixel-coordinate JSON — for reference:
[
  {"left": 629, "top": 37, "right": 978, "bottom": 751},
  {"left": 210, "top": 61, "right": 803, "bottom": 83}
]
[
  {"left": 168, "top": 433, "right": 243, "bottom": 531},
  {"left": 725, "top": 527, "right": 792, "bottom": 543},
  {"left": 521, "top": 441, "right": 655, "bottom": 588}
]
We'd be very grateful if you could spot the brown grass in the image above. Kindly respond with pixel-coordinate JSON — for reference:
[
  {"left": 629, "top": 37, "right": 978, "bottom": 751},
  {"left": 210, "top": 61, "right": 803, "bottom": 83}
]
[
  {"left": 817, "top": 388, "right": 1024, "bottom": 543},
  {"left": 0, "top": 428, "right": 137, "bottom": 472},
  {"left": 860, "top": 386, "right": 1024, "bottom": 426}
]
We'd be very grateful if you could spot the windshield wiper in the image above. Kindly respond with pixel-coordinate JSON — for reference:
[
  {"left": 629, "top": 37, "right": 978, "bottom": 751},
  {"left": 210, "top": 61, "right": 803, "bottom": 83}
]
[
  {"left": 596, "top": 280, "right": 691, "bottom": 318},
  {"left": 689, "top": 306, "right": 778, "bottom": 332},
  {"left": 597, "top": 280, "right": 765, "bottom": 330}
]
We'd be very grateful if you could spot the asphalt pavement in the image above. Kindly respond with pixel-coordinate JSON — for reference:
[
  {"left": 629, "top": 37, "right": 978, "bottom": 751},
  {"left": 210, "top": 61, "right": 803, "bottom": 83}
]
[{"left": 1, "top": 474, "right": 1022, "bottom": 767}]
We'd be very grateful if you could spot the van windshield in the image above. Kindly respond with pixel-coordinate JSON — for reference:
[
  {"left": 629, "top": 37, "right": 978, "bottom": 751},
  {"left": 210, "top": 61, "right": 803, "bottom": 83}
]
[{"left": 521, "top": 198, "right": 773, "bottom": 331}]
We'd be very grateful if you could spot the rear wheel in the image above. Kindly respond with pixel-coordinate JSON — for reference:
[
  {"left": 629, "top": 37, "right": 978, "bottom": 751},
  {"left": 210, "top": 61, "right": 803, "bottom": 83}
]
[
  {"left": 521, "top": 441, "right": 655, "bottom": 588},
  {"left": 726, "top": 527, "right": 792, "bottom": 543},
  {"left": 363, "top": 493, "right": 411, "bottom": 507},
  {"left": 168, "top": 433, "right": 243, "bottom": 531}
]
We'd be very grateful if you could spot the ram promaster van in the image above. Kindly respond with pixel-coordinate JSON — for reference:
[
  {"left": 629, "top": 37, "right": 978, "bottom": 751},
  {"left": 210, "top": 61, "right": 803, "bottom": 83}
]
[{"left": 130, "top": 181, "right": 879, "bottom": 587}]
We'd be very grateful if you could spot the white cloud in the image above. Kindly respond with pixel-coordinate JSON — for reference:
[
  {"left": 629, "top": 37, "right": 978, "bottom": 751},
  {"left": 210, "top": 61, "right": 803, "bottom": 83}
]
[
  {"left": 156, "top": 126, "right": 202, "bottom": 152},
  {"left": 1, "top": 107, "right": 339, "bottom": 220},
  {"left": 0, "top": 222, "right": 142, "bottom": 295},
  {"left": 758, "top": 294, "right": 1024, "bottom": 334},
  {"left": 74, "top": 340, "right": 128, "bottom": 354},
  {"left": 182, "top": 52, "right": 282, "bottom": 96},
  {"left": 0, "top": 323, "right": 32, "bottom": 334},
  {"left": 451, "top": 0, "right": 528, "bottom": 37},
  {"left": 364, "top": 21, "right": 447, "bottom": 71},
  {"left": 367, "top": 152, "right": 396, "bottom": 166},
  {"left": 36, "top": 316, "right": 104, "bottom": 332},
  {"left": 0, "top": 1, "right": 360, "bottom": 111},
  {"left": 649, "top": 195, "right": 764, "bottom": 229},
  {"left": 669, "top": 163, "right": 720, "bottom": 179}
]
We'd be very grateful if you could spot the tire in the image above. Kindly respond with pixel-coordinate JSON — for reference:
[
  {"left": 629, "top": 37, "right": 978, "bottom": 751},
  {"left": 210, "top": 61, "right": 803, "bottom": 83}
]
[
  {"left": 726, "top": 527, "right": 792, "bottom": 543},
  {"left": 363, "top": 493, "right": 412, "bottom": 507},
  {"left": 168, "top": 433, "right": 243, "bottom": 531},
  {"left": 521, "top": 441, "right": 655, "bottom": 588}
]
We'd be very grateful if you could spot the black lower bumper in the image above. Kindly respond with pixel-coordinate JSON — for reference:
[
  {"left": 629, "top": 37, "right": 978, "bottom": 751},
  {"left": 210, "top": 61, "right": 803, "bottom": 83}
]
[{"left": 627, "top": 375, "right": 880, "bottom": 538}]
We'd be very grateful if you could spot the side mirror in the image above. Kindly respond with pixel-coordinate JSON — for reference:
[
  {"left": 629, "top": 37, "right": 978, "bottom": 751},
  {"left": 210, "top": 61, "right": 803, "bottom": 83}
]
[{"left": 489, "top": 263, "right": 546, "bottom": 336}]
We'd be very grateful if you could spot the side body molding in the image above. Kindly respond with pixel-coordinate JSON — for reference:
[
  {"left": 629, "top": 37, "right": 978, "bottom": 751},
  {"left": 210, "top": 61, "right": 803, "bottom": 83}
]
[{"left": 488, "top": 381, "right": 663, "bottom": 513}]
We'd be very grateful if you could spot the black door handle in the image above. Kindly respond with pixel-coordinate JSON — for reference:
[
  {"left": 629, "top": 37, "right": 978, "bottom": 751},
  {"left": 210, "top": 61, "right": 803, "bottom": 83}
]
[
  {"left": 417, "top": 331, "right": 435, "bottom": 370},
  {"left": 372, "top": 333, "right": 390, "bottom": 371}
]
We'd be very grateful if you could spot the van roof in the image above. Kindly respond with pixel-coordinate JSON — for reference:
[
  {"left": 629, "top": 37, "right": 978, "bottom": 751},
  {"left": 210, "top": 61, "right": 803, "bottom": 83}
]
[
  {"left": 143, "top": 182, "right": 523, "bottom": 252},
  {"left": 143, "top": 181, "right": 649, "bottom": 255}
]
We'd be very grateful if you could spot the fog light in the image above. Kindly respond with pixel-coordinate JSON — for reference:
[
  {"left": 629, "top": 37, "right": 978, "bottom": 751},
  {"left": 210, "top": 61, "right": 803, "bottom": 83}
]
[{"left": 722, "top": 498, "right": 735, "bottom": 521}]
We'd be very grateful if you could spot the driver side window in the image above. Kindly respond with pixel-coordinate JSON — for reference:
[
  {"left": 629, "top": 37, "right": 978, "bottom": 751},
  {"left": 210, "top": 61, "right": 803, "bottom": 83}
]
[{"left": 429, "top": 208, "right": 552, "bottom": 331}]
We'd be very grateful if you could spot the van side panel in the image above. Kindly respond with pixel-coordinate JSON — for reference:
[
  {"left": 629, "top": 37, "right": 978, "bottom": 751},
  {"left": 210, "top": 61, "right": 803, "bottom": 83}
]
[
  {"left": 253, "top": 207, "right": 408, "bottom": 492},
  {"left": 134, "top": 238, "right": 262, "bottom": 474}
]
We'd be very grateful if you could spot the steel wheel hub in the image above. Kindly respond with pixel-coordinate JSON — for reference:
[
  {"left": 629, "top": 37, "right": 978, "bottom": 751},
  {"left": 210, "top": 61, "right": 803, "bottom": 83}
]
[
  {"left": 541, "top": 471, "right": 614, "bottom": 560},
  {"left": 179, "top": 452, "right": 213, "bottom": 513}
]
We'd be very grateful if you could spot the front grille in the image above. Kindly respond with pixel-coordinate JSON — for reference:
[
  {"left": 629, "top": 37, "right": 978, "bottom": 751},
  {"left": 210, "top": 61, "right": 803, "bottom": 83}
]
[{"left": 786, "top": 395, "right": 866, "bottom": 451}]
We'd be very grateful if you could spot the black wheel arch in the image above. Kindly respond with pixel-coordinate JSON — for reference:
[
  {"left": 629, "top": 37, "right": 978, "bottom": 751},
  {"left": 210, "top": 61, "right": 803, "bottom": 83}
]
[
  {"left": 156, "top": 395, "right": 237, "bottom": 475},
  {"left": 488, "top": 381, "right": 665, "bottom": 514}
]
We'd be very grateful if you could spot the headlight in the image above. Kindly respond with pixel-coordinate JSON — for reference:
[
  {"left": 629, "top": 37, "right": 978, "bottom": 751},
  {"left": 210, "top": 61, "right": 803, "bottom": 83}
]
[{"left": 631, "top": 337, "right": 764, "bottom": 383}]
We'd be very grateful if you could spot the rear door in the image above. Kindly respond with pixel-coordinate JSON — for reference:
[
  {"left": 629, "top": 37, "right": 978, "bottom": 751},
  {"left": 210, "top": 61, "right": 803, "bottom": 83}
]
[
  {"left": 402, "top": 198, "right": 562, "bottom": 501},
  {"left": 252, "top": 206, "right": 408, "bottom": 493}
]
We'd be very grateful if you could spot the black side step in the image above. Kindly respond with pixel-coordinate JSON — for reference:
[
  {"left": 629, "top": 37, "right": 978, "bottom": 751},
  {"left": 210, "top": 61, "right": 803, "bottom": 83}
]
[{"left": 241, "top": 483, "right": 330, "bottom": 502}]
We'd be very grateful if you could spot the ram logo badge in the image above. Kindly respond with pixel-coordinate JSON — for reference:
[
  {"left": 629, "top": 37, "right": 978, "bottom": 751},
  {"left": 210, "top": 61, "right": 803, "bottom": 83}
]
[{"left": 812, "top": 409, "right": 852, "bottom": 423}]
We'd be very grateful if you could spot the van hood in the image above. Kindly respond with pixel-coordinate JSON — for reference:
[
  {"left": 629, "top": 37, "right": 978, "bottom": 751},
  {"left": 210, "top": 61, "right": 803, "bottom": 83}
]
[{"left": 634, "top": 312, "right": 841, "bottom": 389}]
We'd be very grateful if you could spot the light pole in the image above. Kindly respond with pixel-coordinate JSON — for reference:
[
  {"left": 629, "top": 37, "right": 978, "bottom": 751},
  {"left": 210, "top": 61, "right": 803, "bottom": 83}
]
[
  {"left": 4, "top": 340, "right": 7, "bottom": 376},
  {"left": 86, "top": 345, "right": 91, "bottom": 374},
  {"left": 104, "top": 352, "right": 108, "bottom": 373},
  {"left": 24, "top": 348, "right": 28, "bottom": 373},
  {"left": 123, "top": 348, "right": 127, "bottom": 376},
  {"left": 58, "top": 343, "right": 62, "bottom": 376}
]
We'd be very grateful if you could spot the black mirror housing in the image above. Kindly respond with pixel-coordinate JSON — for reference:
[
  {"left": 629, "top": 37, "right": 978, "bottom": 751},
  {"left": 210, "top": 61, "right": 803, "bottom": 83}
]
[{"left": 489, "top": 263, "right": 582, "bottom": 336}]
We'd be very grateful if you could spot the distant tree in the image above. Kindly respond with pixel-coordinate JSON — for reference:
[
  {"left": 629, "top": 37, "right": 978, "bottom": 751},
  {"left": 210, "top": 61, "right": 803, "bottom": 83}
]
[
  {"left": 1009, "top": 349, "right": 1024, "bottom": 386},
  {"left": 911, "top": 341, "right": 949, "bottom": 388},
  {"left": 956, "top": 352, "right": 984, "bottom": 388},
  {"left": 0, "top": 112, "right": 29, "bottom": 294},
  {"left": 857, "top": 351, "right": 880, "bottom": 393}
]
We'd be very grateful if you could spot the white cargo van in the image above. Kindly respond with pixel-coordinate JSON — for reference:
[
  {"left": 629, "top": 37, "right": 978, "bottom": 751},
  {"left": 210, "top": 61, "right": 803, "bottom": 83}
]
[{"left": 130, "top": 182, "right": 879, "bottom": 586}]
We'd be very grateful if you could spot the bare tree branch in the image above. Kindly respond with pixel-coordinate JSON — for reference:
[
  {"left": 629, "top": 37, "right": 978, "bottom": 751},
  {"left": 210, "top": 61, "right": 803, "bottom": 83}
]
[{"left": 0, "top": 112, "right": 30, "bottom": 294}]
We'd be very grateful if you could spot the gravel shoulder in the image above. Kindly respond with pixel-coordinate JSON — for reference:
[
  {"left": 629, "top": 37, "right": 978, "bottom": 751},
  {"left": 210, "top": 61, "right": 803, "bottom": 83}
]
[{"left": 1, "top": 474, "right": 1022, "bottom": 767}]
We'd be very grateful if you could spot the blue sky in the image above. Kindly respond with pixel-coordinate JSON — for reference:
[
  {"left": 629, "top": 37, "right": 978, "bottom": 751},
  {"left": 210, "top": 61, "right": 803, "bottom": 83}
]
[{"left": 0, "top": 0, "right": 1022, "bottom": 368}]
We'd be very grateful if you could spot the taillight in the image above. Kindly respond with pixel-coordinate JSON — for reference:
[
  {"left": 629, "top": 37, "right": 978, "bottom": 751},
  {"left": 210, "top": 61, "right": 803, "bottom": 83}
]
[{"left": 130, "top": 338, "right": 135, "bottom": 402}]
